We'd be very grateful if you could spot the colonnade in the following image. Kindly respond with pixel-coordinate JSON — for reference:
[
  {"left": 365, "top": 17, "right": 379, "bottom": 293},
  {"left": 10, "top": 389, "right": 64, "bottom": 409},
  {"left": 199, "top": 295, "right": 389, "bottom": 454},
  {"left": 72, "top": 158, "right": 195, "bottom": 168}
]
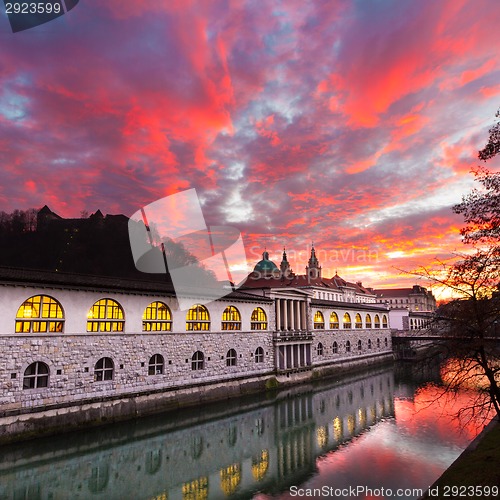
[
  {"left": 275, "top": 298, "right": 307, "bottom": 331},
  {"left": 277, "top": 344, "right": 312, "bottom": 370}
]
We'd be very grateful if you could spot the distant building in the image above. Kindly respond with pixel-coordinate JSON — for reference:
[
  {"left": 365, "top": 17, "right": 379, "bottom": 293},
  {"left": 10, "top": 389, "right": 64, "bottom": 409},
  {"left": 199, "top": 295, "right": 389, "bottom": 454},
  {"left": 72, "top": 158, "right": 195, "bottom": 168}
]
[{"left": 373, "top": 285, "right": 436, "bottom": 312}]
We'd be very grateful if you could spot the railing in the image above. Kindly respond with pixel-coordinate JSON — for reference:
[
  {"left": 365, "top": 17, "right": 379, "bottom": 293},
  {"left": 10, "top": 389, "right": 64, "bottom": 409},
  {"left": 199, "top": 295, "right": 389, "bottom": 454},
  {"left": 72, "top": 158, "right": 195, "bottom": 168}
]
[{"left": 273, "top": 330, "right": 313, "bottom": 342}]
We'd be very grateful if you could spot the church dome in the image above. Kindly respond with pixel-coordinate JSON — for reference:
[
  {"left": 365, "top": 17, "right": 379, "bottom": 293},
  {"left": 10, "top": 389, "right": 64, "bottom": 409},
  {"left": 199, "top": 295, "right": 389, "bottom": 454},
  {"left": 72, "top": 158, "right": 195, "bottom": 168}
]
[{"left": 253, "top": 251, "right": 279, "bottom": 274}]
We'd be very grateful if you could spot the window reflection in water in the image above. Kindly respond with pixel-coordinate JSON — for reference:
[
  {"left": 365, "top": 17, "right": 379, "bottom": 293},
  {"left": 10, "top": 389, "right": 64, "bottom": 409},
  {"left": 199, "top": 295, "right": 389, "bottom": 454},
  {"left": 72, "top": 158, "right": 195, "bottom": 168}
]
[
  {"left": 220, "top": 464, "right": 241, "bottom": 496},
  {"left": 251, "top": 450, "right": 269, "bottom": 481},
  {"left": 182, "top": 477, "right": 208, "bottom": 500}
]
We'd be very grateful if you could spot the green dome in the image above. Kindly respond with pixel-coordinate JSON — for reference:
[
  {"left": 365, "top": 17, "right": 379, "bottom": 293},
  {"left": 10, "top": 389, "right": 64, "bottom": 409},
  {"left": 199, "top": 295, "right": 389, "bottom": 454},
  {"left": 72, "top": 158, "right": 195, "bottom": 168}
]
[{"left": 253, "top": 251, "right": 279, "bottom": 274}]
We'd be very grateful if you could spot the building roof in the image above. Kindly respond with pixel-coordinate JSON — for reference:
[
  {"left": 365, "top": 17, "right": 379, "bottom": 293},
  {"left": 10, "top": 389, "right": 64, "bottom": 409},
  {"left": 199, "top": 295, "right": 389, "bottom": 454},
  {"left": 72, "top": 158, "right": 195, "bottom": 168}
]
[{"left": 0, "top": 266, "right": 272, "bottom": 303}]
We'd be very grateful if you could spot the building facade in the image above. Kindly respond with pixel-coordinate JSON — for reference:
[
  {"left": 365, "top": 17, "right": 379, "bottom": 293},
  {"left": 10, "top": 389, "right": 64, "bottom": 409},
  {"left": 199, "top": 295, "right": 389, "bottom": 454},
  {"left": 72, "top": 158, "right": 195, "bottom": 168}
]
[
  {"left": 0, "top": 247, "right": 392, "bottom": 441},
  {"left": 373, "top": 285, "right": 436, "bottom": 312}
]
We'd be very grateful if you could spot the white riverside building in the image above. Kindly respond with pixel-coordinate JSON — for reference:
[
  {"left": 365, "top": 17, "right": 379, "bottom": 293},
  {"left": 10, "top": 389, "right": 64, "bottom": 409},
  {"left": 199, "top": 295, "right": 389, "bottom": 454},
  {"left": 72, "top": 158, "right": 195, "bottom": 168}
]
[{"left": 0, "top": 247, "right": 392, "bottom": 442}]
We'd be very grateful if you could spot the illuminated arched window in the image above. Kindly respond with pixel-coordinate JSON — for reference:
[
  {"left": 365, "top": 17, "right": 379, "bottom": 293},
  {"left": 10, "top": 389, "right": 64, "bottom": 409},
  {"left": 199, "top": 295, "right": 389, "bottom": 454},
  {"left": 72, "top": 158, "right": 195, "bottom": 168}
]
[
  {"left": 148, "top": 354, "right": 164, "bottom": 375},
  {"left": 220, "top": 464, "right": 241, "bottom": 496},
  {"left": 255, "top": 346, "right": 264, "bottom": 363},
  {"left": 87, "top": 299, "right": 124, "bottom": 332},
  {"left": 186, "top": 305, "right": 210, "bottom": 331},
  {"left": 94, "top": 357, "right": 114, "bottom": 381},
  {"left": 313, "top": 311, "right": 325, "bottom": 329},
  {"left": 226, "top": 348, "right": 237, "bottom": 367},
  {"left": 317, "top": 342, "right": 324, "bottom": 356},
  {"left": 330, "top": 312, "right": 339, "bottom": 329},
  {"left": 382, "top": 315, "right": 388, "bottom": 328},
  {"left": 23, "top": 361, "right": 49, "bottom": 389},
  {"left": 332, "top": 341, "right": 338, "bottom": 354},
  {"left": 251, "top": 307, "right": 267, "bottom": 330},
  {"left": 251, "top": 450, "right": 269, "bottom": 481},
  {"left": 192, "top": 351, "right": 204, "bottom": 370},
  {"left": 343, "top": 312, "right": 351, "bottom": 329},
  {"left": 365, "top": 314, "right": 372, "bottom": 328},
  {"left": 182, "top": 477, "right": 208, "bottom": 500},
  {"left": 222, "top": 306, "right": 241, "bottom": 330},
  {"left": 355, "top": 313, "right": 362, "bottom": 329},
  {"left": 16, "top": 295, "right": 64, "bottom": 333},
  {"left": 374, "top": 314, "right": 380, "bottom": 328},
  {"left": 143, "top": 302, "right": 172, "bottom": 331},
  {"left": 346, "top": 340, "right": 351, "bottom": 352}
]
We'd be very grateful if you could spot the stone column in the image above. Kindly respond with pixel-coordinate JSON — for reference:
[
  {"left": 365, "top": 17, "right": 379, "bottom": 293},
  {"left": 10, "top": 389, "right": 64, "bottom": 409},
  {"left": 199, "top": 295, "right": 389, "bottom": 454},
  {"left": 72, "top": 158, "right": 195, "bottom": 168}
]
[
  {"left": 276, "top": 298, "right": 281, "bottom": 331},
  {"left": 290, "top": 300, "right": 295, "bottom": 331},
  {"left": 283, "top": 300, "right": 288, "bottom": 331}
]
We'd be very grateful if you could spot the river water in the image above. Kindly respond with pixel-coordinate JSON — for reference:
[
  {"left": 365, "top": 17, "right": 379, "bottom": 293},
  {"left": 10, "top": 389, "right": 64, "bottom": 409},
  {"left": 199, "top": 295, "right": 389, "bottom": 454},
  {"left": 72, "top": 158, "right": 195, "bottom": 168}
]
[{"left": 0, "top": 362, "right": 486, "bottom": 500}]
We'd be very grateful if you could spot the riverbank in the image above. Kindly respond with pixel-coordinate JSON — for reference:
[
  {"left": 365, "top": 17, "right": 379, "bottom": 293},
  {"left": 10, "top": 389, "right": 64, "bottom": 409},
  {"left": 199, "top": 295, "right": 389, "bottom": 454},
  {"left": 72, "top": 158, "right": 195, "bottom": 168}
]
[{"left": 422, "top": 417, "right": 500, "bottom": 498}]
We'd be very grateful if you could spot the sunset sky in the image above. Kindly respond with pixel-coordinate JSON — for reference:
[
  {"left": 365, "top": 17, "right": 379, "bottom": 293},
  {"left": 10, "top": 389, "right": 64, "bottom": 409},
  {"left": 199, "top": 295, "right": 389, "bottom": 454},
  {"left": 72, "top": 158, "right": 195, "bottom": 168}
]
[{"left": 1, "top": 0, "right": 500, "bottom": 296}]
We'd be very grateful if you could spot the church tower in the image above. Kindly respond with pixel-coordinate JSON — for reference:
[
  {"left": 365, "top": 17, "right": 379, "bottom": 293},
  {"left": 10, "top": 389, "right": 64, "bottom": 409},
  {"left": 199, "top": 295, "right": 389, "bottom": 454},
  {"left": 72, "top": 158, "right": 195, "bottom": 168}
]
[
  {"left": 306, "top": 243, "right": 322, "bottom": 279},
  {"left": 280, "top": 247, "right": 293, "bottom": 277}
]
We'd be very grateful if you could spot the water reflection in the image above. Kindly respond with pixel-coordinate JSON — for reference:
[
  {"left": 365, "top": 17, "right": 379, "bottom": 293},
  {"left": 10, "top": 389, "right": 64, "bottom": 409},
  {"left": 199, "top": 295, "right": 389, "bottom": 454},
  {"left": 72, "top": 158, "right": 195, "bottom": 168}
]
[{"left": 0, "top": 365, "right": 475, "bottom": 500}]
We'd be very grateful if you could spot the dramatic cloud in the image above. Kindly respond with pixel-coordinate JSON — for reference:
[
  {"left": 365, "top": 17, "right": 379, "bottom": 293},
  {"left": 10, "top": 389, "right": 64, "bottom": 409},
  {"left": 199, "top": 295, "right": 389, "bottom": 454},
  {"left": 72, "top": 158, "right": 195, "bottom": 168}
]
[{"left": 1, "top": 0, "right": 499, "bottom": 290}]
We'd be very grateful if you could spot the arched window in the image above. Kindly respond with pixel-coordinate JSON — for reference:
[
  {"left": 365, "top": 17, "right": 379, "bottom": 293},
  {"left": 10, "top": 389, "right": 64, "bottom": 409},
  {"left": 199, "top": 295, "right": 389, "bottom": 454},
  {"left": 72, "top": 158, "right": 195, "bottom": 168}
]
[
  {"left": 355, "top": 313, "right": 362, "bottom": 329},
  {"left": 23, "top": 361, "right": 49, "bottom": 389},
  {"left": 251, "top": 307, "right": 268, "bottom": 330},
  {"left": 368, "top": 339, "right": 372, "bottom": 349},
  {"left": 255, "top": 347, "right": 264, "bottom": 363},
  {"left": 374, "top": 314, "right": 380, "bottom": 328},
  {"left": 377, "top": 338, "right": 381, "bottom": 349},
  {"left": 192, "top": 351, "right": 204, "bottom": 370},
  {"left": 87, "top": 299, "right": 124, "bottom": 332},
  {"left": 16, "top": 295, "right": 64, "bottom": 333},
  {"left": 186, "top": 304, "right": 210, "bottom": 331},
  {"left": 332, "top": 341, "right": 338, "bottom": 354},
  {"left": 148, "top": 354, "right": 164, "bottom": 375},
  {"left": 343, "top": 312, "right": 352, "bottom": 329},
  {"left": 226, "top": 348, "right": 237, "bottom": 366},
  {"left": 145, "top": 450, "right": 162, "bottom": 475},
  {"left": 317, "top": 342, "right": 324, "bottom": 356},
  {"left": 143, "top": 302, "right": 172, "bottom": 331},
  {"left": 365, "top": 314, "right": 372, "bottom": 328},
  {"left": 222, "top": 306, "right": 241, "bottom": 330},
  {"left": 346, "top": 340, "right": 351, "bottom": 352},
  {"left": 382, "top": 315, "right": 388, "bottom": 328},
  {"left": 330, "top": 312, "right": 339, "bottom": 329},
  {"left": 314, "top": 311, "right": 325, "bottom": 329},
  {"left": 384, "top": 337, "right": 388, "bottom": 347},
  {"left": 357, "top": 339, "right": 362, "bottom": 351},
  {"left": 94, "top": 357, "right": 114, "bottom": 381}
]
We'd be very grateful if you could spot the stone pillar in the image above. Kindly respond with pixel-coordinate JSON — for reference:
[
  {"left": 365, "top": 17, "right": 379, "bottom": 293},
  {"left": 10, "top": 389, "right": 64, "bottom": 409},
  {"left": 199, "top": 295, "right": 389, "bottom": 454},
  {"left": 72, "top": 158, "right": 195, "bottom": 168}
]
[
  {"left": 290, "top": 300, "right": 295, "bottom": 331},
  {"left": 301, "top": 302, "right": 307, "bottom": 330},
  {"left": 276, "top": 298, "right": 281, "bottom": 331},
  {"left": 283, "top": 300, "right": 288, "bottom": 331},
  {"left": 296, "top": 301, "right": 301, "bottom": 330}
]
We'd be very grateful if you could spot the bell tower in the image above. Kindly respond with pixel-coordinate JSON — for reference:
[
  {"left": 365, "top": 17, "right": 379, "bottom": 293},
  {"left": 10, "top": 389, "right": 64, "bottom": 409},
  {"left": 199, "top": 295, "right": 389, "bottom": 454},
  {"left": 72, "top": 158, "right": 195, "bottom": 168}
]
[{"left": 306, "top": 243, "right": 321, "bottom": 279}]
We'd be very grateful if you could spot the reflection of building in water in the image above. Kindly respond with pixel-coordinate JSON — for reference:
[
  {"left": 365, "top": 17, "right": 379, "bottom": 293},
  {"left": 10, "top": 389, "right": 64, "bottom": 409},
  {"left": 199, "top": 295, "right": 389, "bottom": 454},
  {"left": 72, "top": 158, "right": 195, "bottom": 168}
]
[{"left": 0, "top": 370, "right": 395, "bottom": 499}]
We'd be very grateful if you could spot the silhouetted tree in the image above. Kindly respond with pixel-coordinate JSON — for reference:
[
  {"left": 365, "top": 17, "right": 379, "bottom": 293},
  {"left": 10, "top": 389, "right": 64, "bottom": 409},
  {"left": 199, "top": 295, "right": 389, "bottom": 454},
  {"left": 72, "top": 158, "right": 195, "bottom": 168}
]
[{"left": 417, "top": 109, "right": 500, "bottom": 420}]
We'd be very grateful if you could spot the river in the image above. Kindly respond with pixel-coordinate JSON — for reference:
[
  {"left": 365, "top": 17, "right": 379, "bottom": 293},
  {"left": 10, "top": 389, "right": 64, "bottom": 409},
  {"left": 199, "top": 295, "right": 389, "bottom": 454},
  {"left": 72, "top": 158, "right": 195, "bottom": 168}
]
[{"left": 0, "top": 362, "right": 487, "bottom": 500}]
